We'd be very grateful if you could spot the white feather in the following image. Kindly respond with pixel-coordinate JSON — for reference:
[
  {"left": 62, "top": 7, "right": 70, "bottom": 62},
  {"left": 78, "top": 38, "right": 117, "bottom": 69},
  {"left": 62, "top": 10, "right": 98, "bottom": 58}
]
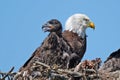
[{"left": 65, "top": 14, "right": 90, "bottom": 38}]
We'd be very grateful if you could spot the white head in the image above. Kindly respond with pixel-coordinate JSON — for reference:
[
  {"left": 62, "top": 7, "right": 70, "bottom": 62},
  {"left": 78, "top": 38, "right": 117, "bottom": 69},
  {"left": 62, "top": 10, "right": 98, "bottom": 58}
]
[{"left": 65, "top": 14, "right": 95, "bottom": 38}]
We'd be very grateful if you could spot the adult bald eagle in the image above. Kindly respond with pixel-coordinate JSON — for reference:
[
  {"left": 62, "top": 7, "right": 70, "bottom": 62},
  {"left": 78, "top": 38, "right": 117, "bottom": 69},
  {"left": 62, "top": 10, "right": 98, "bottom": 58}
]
[
  {"left": 19, "top": 14, "right": 95, "bottom": 73},
  {"left": 62, "top": 14, "right": 95, "bottom": 68}
]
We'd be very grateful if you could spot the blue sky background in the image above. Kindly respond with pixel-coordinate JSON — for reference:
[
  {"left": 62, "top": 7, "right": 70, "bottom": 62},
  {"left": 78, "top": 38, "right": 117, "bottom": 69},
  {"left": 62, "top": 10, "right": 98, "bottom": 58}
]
[{"left": 0, "top": 0, "right": 120, "bottom": 72}]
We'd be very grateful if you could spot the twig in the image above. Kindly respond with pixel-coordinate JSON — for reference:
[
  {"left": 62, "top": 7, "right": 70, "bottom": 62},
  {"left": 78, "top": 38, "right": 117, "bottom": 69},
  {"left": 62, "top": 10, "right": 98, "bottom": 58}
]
[
  {"left": 1, "top": 67, "right": 14, "bottom": 80},
  {"left": 58, "top": 69, "right": 83, "bottom": 77},
  {"left": 50, "top": 73, "right": 68, "bottom": 80},
  {"left": 13, "top": 72, "right": 21, "bottom": 80},
  {"left": 35, "top": 61, "right": 50, "bottom": 69}
]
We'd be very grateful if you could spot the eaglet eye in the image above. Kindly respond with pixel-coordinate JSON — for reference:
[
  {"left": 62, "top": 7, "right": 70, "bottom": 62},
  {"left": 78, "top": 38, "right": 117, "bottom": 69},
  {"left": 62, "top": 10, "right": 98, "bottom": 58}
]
[
  {"left": 53, "top": 21, "right": 58, "bottom": 24},
  {"left": 49, "top": 21, "right": 54, "bottom": 24}
]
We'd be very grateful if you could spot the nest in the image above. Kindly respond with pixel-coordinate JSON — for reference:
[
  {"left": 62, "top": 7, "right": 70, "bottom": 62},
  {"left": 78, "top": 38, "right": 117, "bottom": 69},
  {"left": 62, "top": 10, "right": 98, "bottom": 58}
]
[{"left": 0, "top": 58, "right": 102, "bottom": 80}]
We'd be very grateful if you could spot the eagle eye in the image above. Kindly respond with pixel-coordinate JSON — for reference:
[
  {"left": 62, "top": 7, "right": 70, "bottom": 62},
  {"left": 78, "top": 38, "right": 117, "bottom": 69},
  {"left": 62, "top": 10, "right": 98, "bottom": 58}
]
[
  {"left": 49, "top": 21, "right": 54, "bottom": 24},
  {"left": 83, "top": 18, "right": 89, "bottom": 22}
]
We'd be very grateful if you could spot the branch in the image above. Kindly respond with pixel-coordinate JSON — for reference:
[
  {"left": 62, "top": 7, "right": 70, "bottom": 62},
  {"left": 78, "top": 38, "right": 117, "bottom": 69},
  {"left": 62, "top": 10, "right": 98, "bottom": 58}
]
[
  {"left": 34, "top": 61, "right": 98, "bottom": 78},
  {"left": 0, "top": 67, "right": 15, "bottom": 80}
]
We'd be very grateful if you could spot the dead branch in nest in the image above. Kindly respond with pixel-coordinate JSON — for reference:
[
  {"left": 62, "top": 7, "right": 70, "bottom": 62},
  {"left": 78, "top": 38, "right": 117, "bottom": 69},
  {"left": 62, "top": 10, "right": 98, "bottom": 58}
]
[{"left": 0, "top": 67, "right": 16, "bottom": 80}]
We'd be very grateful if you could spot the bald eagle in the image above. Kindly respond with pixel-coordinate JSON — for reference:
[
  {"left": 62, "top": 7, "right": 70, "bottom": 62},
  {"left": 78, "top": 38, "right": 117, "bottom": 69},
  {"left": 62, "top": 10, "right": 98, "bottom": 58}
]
[
  {"left": 62, "top": 14, "right": 95, "bottom": 68},
  {"left": 19, "top": 14, "right": 95, "bottom": 73}
]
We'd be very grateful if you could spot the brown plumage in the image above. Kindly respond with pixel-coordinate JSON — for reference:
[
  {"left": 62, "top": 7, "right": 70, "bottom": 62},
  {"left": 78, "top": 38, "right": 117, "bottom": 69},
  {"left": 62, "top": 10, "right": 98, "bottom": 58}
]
[
  {"left": 19, "top": 19, "right": 70, "bottom": 72},
  {"left": 18, "top": 14, "right": 95, "bottom": 80},
  {"left": 62, "top": 30, "right": 87, "bottom": 68}
]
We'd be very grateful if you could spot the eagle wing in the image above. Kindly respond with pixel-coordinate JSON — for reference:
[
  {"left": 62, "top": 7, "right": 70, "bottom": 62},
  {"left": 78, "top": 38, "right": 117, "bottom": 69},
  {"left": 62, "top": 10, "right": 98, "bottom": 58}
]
[
  {"left": 19, "top": 32, "right": 71, "bottom": 72},
  {"left": 62, "top": 30, "right": 87, "bottom": 61},
  {"left": 62, "top": 30, "right": 87, "bottom": 68}
]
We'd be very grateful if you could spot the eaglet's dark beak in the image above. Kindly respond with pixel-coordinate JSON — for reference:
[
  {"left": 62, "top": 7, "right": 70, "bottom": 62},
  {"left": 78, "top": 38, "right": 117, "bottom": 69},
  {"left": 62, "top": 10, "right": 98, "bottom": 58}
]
[{"left": 42, "top": 22, "right": 54, "bottom": 32}]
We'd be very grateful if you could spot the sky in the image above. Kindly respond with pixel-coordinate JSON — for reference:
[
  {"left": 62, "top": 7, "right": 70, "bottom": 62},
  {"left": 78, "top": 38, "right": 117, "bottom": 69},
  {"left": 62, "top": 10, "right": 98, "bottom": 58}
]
[{"left": 0, "top": 0, "right": 120, "bottom": 72}]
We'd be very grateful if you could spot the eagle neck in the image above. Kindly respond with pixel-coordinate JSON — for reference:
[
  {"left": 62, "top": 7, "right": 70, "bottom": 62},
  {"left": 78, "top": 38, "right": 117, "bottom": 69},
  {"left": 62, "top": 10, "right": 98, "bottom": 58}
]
[
  {"left": 77, "top": 26, "right": 86, "bottom": 38},
  {"left": 66, "top": 25, "right": 86, "bottom": 39}
]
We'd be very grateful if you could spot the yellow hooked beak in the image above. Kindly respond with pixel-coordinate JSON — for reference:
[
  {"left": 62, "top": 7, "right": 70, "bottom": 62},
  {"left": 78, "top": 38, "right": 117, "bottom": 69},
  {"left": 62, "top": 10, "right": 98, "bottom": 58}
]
[{"left": 88, "top": 22, "right": 95, "bottom": 29}]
